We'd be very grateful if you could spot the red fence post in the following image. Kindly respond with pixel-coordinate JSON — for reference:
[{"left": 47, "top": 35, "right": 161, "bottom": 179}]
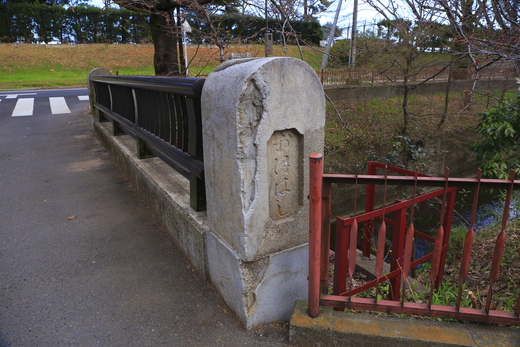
[
  {"left": 437, "top": 188, "right": 457, "bottom": 287},
  {"left": 321, "top": 182, "right": 332, "bottom": 295},
  {"left": 389, "top": 205, "right": 406, "bottom": 300},
  {"left": 362, "top": 162, "right": 377, "bottom": 258},
  {"left": 333, "top": 218, "right": 349, "bottom": 311},
  {"left": 308, "top": 154, "right": 323, "bottom": 317}
]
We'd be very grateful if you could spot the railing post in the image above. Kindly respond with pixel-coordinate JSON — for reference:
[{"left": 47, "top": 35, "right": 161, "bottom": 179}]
[
  {"left": 436, "top": 188, "right": 457, "bottom": 287},
  {"left": 309, "top": 153, "right": 323, "bottom": 318},
  {"left": 186, "top": 97, "right": 206, "bottom": 212},
  {"left": 321, "top": 181, "right": 332, "bottom": 296},
  {"left": 333, "top": 218, "right": 348, "bottom": 301},
  {"left": 87, "top": 68, "right": 111, "bottom": 121},
  {"left": 136, "top": 137, "right": 154, "bottom": 159},
  {"left": 112, "top": 119, "right": 124, "bottom": 136},
  {"left": 362, "top": 161, "right": 377, "bottom": 258},
  {"left": 389, "top": 204, "right": 406, "bottom": 300}
]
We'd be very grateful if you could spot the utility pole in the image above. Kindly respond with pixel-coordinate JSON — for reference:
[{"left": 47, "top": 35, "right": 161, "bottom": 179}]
[
  {"left": 349, "top": 0, "right": 358, "bottom": 67},
  {"left": 264, "top": 0, "right": 273, "bottom": 56},
  {"left": 320, "top": 0, "right": 343, "bottom": 71}
]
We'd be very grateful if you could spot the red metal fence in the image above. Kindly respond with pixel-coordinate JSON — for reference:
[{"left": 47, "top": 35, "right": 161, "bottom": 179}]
[{"left": 308, "top": 154, "right": 520, "bottom": 326}]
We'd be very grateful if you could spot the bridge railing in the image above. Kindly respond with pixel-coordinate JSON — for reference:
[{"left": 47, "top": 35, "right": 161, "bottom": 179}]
[
  {"left": 308, "top": 154, "right": 520, "bottom": 326},
  {"left": 88, "top": 72, "right": 206, "bottom": 211}
]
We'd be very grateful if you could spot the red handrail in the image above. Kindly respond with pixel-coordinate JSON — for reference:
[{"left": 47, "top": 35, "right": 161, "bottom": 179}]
[
  {"left": 308, "top": 155, "right": 520, "bottom": 326},
  {"left": 334, "top": 163, "right": 456, "bottom": 302}
]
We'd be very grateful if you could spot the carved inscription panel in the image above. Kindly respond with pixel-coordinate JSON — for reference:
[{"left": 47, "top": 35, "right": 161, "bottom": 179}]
[{"left": 267, "top": 129, "right": 302, "bottom": 221}]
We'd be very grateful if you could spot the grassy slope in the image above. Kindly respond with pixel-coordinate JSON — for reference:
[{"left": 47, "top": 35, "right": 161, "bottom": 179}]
[{"left": 0, "top": 43, "right": 324, "bottom": 89}]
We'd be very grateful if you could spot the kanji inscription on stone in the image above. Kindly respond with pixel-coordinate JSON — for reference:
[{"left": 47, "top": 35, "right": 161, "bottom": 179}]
[{"left": 268, "top": 129, "right": 301, "bottom": 220}]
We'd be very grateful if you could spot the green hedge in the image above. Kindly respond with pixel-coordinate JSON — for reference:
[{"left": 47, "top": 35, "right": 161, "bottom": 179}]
[
  {"left": 1, "top": 3, "right": 152, "bottom": 43},
  {"left": 0, "top": 4, "right": 322, "bottom": 45},
  {"left": 188, "top": 14, "right": 322, "bottom": 45}
]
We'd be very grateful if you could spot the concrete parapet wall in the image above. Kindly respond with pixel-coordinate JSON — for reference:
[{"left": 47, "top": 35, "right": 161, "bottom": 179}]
[{"left": 93, "top": 122, "right": 209, "bottom": 277}]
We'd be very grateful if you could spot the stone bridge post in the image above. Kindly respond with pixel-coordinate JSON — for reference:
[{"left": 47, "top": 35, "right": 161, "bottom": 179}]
[{"left": 201, "top": 57, "right": 325, "bottom": 328}]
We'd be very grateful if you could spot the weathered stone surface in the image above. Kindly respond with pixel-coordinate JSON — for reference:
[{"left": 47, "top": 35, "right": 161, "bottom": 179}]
[
  {"left": 201, "top": 57, "right": 325, "bottom": 262},
  {"left": 201, "top": 57, "right": 325, "bottom": 327},
  {"left": 268, "top": 129, "right": 302, "bottom": 221},
  {"left": 206, "top": 231, "right": 309, "bottom": 328}
]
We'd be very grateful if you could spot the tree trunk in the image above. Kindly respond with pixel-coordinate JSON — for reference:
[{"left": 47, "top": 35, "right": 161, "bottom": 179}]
[
  {"left": 150, "top": 12, "right": 183, "bottom": 76},
  {"left": 437, "top": 63, "right": 452, "bottom": 129},
  {"left": 401, "top": 58, "right": 412, "bottom": 136},
  {"left": 401, "top": 83, "right": 409, "bottom": 136}
]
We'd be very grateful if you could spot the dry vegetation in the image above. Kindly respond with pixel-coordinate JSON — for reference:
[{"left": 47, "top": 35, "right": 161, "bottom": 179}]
[
  {"left": 0, "top": 43, "right": 323, "bottom": 89},
  {"left": 1, "top": 44, "right": 153, "bottom": 73},
  {"left": 323, "top": 93, "right": 488, "bottom": 174}
]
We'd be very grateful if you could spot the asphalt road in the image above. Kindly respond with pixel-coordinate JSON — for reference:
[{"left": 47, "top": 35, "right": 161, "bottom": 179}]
[{"left": 0, "top": 89, "right": 289, "bottom": 346}]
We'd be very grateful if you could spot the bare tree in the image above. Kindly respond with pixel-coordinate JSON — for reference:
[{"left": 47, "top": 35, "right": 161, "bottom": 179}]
[
  {"left": 113, "top": 0, "right": 328, "bottom": 75},
  {"left": 433, "top": 0, "right": 520, "bottom": 102},
  {"left": 365, "top": 0, "right": 453, "bottom": 134},
  {"left": 113, "top": 0, "right": 218, "bottom": 75}
]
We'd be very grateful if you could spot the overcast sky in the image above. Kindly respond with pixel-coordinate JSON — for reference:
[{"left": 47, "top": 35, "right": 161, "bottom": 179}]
[{"left": 320, "top": 0, "right": 382, "bottom": 38}]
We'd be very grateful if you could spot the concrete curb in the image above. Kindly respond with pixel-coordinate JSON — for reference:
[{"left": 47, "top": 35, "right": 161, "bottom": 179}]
[
  {"left": 92, "top": 120, "right": 210, "bottom": 279},
  {"left": 289, "top": 301, "right": 520, "bottom": 346}
]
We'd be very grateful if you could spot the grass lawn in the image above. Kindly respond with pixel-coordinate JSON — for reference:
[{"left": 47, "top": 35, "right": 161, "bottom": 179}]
[{"left": 0, "top": 43, "right": 324, "bottom": 89}]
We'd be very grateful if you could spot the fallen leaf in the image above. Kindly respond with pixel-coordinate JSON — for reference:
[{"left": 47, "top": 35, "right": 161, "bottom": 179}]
[{"left": 67, "top": 215, "right": 76, "bottom": 220}]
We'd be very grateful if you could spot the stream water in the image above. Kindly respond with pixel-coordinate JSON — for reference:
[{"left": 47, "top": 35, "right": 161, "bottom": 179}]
[{"left": 413, "top": 189, "right": 519, "bottom": 260}]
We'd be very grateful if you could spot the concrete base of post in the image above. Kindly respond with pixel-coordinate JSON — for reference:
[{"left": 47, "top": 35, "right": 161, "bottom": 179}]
[{"left": 206, "top": 232, "right": 309, "bottom": 328}]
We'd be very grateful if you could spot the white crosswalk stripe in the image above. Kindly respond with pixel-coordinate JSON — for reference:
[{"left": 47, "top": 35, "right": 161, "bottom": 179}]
[
  {"left": 49, "top": 97, "right": 71, "bottom": 114},
  {"left": 12, "top": 98, "right": 34, "bottom": 117},
  {"left": 1, "top": 95, "right": 89, "bottom": 117}
]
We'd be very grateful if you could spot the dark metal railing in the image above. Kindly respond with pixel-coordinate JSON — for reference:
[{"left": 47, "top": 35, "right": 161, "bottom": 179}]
[
  {"left": 89, "top": 75, "right": 206, "bottom": 211},
  {"left": 308, "top": 154, "right": 520, "bottom": 326}
]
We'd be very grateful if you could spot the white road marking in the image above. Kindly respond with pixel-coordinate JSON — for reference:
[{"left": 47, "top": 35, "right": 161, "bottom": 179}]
[
  {"left": 0, "top": 93, "right": 37, "bottom": 99},
  {"left": 5, "top": 94, "right": 88, "bottom": 117},
  {"left": 12, "top": 98, "right": 34, "bottom": 117},
  {"left": 49, "top": 97, "right": 71, "bottom": 114}
]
